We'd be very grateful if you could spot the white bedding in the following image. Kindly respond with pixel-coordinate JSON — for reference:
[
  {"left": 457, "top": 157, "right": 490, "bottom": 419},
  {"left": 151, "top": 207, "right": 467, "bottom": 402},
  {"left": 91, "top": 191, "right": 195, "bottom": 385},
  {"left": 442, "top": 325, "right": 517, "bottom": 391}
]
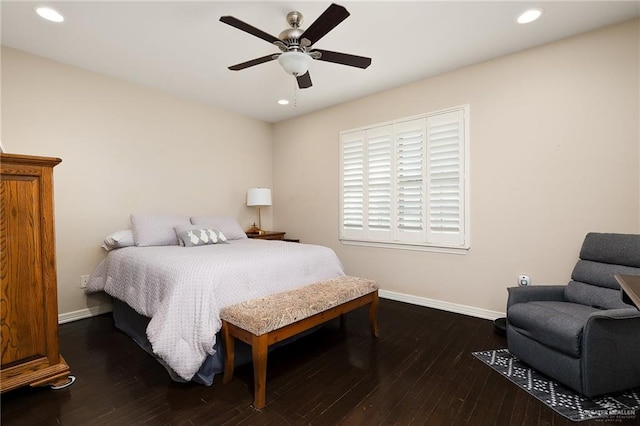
[{"left": 85, "top": 239, "right": 345, "bottom": 380}]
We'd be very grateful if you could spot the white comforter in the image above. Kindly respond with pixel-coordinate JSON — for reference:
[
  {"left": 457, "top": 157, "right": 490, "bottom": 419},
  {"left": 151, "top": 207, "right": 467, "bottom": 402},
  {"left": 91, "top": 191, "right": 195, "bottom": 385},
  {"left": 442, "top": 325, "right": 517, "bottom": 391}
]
[{"left": 85, "top": 239, "right": 345, "bottom": 380}]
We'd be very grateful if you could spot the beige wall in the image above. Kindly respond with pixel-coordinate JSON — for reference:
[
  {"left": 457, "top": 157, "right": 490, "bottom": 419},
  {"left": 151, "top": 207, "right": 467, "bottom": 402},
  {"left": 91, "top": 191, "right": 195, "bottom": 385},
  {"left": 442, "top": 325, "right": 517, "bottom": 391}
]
[
  {"left": 2, "top": 19, "right": 638, "bottom": 321},
  {"left": 273, "top": 19, "right": 640, "bottom": 315},
  {"left": 1, "top": 47, "right": 273, "bottom": 318}
]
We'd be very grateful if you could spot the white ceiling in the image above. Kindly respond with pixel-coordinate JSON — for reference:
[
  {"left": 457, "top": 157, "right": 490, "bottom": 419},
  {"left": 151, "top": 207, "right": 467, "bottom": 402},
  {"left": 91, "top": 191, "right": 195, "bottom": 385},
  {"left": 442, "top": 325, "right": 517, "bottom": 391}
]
[{"left": 2, "top": 1, "right": 639, "bottom": 123}]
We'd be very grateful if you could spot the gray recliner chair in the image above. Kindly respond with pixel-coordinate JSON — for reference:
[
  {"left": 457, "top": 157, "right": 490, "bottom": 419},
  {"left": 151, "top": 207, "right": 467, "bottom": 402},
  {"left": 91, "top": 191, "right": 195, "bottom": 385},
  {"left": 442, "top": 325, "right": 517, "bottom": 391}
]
[{"left": 506, "top": 232, "right": 640, "bottom": 398}]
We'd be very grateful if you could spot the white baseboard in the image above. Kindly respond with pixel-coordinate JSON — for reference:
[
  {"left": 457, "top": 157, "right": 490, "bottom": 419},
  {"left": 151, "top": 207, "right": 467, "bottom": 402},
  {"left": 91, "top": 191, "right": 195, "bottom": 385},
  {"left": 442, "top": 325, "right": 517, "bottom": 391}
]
[
  {"left": 58, "top": 304, "right": 113, "bottom": 324},
  {"left": 379, "top": 289, "right": 505, "bottom": 320},
  {"left": 58, "top": 293, "right": 504, "bottom": 324}
]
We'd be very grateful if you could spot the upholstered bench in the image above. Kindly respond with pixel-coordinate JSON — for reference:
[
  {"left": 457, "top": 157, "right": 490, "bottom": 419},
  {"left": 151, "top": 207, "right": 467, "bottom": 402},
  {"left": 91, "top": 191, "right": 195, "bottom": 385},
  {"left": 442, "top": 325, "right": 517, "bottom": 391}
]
[{"left": 220, "top": 275, "right": 379, "bottom": 409}]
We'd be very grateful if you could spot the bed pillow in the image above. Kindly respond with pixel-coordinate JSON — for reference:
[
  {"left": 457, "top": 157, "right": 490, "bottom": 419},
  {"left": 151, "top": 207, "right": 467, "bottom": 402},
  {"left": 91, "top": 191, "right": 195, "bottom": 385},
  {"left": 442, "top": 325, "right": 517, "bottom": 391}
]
[
  {"left": 190, "top": 216, "right": 247, "bottom": 240},
  {"left": 130, "top": 215, "right": 191, "bottom": 247},
  {"left": 101, "top": 230, "right": 135, "bottom": 251},
  {"left": 174, "top": 225, "right": 228, "bottom": 247}
]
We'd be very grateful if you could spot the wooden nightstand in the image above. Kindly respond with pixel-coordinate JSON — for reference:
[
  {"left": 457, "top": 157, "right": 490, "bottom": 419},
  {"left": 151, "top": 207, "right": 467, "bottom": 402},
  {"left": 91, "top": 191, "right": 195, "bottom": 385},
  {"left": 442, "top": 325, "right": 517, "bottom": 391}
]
[{"left": 246, "top": 231, "right": 286, "bottom": 240}]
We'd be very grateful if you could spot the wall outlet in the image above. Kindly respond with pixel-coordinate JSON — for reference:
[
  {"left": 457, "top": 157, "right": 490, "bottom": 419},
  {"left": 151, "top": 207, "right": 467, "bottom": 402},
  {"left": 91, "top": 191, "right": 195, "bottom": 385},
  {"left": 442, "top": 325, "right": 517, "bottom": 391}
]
[
  {"left": 80, "top": 275, "right": 89, "bottom": 289},
  {"left": 518, "top": 274, "right": 531, "bottom": 286}
]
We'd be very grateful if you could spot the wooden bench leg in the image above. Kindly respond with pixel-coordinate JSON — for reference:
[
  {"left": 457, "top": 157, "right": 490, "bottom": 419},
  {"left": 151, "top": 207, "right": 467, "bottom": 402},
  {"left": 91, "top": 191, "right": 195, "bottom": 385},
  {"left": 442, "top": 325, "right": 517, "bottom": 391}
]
[
  {"left": 369, "top": 291, "right": 379, "bottom": 337},
  {"left": 339, "top": 313, "right": 347, "bottom": 331},
  {"left": 251, "top": 333, "right": 269, "bottom": 409},
  {"left": 222, "top": 321, "right": 235, "bottom": 384}
]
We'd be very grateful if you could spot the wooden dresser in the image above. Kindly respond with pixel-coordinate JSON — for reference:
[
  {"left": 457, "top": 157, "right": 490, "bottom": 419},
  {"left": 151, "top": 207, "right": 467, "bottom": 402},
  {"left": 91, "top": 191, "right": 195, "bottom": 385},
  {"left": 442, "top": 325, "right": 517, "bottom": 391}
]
[{"left": 1, "top": 153, "right": 72, "bottom": 393}]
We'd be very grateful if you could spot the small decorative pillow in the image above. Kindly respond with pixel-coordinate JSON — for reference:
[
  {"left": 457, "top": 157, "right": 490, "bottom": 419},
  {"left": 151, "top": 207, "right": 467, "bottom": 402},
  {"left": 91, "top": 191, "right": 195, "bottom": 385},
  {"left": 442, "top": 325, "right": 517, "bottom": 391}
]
[
  {"left": 190, "top": 216, "right": 247, "bottom": 240},
  {"left": 174, "top": 225, "right": 228, "bottom": 247},
  {"left": 101, "top": 230, "right": 135, "bottom": 251}
]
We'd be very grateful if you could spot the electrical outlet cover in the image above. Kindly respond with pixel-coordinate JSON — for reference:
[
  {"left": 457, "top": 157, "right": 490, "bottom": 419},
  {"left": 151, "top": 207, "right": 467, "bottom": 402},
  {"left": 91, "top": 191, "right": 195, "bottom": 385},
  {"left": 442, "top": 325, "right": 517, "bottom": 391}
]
[{"left": 518, "top": 274, "right": 531, "bottom": 286}]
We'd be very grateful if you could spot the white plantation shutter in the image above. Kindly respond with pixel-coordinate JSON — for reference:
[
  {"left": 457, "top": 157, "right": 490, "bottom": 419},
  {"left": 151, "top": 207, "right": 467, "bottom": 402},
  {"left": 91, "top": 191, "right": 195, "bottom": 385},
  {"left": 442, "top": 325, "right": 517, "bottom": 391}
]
[
  {"left": 427, "top": 110, "right": 465, "bottom": 246},
  {"left": 395, "top": 119, "right": 426, "bottom": 243},
  {"left": 341, "top": 131, "right": 365, "bottom": 239},
  {"left": 366, "top": 126, "right": 393, "bottom": 238},
  {"left": 340, "top": 106, "right": 468, "bottom": 251}
]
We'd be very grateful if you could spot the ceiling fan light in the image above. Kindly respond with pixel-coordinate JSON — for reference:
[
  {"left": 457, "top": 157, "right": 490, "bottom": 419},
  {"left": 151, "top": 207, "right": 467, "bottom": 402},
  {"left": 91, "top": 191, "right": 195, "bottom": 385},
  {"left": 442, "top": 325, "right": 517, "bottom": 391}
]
[{"left": 278, "top": 51, "right": 312, "bottom": 76}]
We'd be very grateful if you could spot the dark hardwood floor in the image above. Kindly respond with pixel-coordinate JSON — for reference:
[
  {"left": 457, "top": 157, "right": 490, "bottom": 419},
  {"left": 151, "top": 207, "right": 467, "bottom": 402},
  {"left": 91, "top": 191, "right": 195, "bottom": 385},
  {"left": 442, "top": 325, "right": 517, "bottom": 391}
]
[{"left": 2, "top": 299, "right": 638, "bottom": 425}]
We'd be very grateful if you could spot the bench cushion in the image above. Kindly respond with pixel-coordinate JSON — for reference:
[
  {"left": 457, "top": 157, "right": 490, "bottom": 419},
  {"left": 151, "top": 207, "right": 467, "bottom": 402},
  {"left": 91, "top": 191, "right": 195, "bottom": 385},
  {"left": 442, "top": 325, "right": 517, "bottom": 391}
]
[{"left": 220, "top": 276, "right": 378, "bottom": 336}]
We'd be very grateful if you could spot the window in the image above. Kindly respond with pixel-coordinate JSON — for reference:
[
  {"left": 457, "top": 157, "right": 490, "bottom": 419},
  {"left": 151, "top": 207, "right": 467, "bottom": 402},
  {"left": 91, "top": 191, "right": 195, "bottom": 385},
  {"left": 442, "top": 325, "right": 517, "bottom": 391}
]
[{"left": 339, "top": 106, "right": 469, "bottom": 252}]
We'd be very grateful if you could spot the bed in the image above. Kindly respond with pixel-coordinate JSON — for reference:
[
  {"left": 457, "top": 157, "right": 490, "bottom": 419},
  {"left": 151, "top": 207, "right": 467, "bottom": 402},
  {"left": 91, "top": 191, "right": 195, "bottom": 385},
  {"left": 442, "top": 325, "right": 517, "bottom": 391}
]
[{"left": 85, "top": 215, "right": 345, "bottom": 385}]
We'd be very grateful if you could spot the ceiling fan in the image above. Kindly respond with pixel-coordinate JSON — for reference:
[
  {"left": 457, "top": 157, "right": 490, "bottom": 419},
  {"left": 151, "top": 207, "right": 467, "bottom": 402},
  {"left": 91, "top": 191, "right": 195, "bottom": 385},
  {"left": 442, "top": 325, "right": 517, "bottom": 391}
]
[{"left": 219, "top": 3, "right": 372, "bottom": 89}]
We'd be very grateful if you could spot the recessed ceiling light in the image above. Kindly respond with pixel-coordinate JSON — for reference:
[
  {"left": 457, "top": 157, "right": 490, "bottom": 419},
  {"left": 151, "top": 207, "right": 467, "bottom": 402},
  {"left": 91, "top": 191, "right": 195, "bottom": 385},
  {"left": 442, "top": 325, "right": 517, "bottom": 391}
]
[
  {"left": 35, "top": 7, "right": 65, "bottom": 23},
  {"left": 277, "top": 99, "right": 290, "bottom": 105},
  {"left": 517, "top": 8, "right": 543, "bottom": 24}
]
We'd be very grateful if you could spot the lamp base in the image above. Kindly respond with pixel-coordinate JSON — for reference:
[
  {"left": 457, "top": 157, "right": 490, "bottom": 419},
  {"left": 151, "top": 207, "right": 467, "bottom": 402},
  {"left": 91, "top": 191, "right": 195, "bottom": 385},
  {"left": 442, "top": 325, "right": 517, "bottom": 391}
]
[{"left": 246, "top": 223, "right": 260, "bottom": 235}]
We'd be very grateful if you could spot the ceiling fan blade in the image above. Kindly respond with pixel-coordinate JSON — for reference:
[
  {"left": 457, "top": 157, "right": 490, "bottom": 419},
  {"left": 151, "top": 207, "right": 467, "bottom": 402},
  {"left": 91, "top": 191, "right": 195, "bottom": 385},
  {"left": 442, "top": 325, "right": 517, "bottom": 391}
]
[
  {"left": 229, "top": 54, "right": 278, "bottom": 71},
  {"left": 313, "top": 49, "right": 371, "bottom": 69},
  {"left": 219, "top": 16, "right": 280, "bottom": 45},
  {"left": 300, "top": 3, "right": 350, "bottom": 46},
  {"left": 296, "top": 72, "right": 313, "bottom": 89}
]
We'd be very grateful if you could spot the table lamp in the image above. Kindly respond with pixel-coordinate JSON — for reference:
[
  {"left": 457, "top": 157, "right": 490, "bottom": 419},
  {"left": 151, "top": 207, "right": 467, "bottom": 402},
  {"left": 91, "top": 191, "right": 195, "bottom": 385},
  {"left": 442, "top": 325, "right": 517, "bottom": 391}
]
[{"left": 246, "top": 188, "right": 272, "bottom": 235}]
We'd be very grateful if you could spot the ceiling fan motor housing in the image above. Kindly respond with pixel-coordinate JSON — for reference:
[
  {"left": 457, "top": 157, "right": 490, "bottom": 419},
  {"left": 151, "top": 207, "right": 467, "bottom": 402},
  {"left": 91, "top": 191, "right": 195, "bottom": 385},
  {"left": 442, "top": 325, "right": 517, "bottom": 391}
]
[
  {"left": 279, "top": 28, "right": 304, "bottom": 48},
  {"left": 279, "top": 11, "right": 304, "bottom": 49}
]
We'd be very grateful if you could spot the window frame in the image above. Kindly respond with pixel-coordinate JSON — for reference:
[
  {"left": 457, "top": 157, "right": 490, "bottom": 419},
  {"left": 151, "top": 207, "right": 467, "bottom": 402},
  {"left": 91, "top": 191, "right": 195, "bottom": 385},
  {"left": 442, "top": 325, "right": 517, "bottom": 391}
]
[{"left": 339, "top": 105, "right": 470, "bottom": 254}]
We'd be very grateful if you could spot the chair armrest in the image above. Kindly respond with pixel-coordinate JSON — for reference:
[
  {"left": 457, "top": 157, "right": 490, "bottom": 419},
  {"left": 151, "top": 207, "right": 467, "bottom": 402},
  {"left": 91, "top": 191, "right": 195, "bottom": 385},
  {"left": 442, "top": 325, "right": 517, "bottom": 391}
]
[
  {"left": 588, "top": 308, "right": 640, "bottom": 320},
  {"left": 506, "top": 285, "right": 566, "bottom": 309},
  {"left": 582, "top": 309, "right": 640, "bottom": 396}
]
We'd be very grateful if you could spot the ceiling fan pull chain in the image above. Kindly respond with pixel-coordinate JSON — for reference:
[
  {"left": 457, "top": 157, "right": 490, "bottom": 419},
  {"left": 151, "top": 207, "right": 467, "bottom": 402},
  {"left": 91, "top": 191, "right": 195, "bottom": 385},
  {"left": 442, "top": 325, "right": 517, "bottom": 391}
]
[{"left": 293, "top": 78, "right": 298, "bottom": 108}]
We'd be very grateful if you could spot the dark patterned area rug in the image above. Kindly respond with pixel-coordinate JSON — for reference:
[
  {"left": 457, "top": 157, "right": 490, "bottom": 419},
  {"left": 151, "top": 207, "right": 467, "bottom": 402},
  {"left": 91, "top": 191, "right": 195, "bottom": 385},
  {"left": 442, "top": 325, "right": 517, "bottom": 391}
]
[{"left": 472, "top": 349, "right": 640, "bottom": 422}]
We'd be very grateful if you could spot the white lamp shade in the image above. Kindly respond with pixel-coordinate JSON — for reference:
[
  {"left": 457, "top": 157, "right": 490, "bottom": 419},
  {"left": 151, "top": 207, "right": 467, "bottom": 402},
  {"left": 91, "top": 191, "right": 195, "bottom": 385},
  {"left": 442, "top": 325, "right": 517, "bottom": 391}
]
[
  {"left": 247, "top": 188, "right": 272, "bottom": 207},
  {"left": 278, "top": 51, "right": 312, "bottom": 76}
]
